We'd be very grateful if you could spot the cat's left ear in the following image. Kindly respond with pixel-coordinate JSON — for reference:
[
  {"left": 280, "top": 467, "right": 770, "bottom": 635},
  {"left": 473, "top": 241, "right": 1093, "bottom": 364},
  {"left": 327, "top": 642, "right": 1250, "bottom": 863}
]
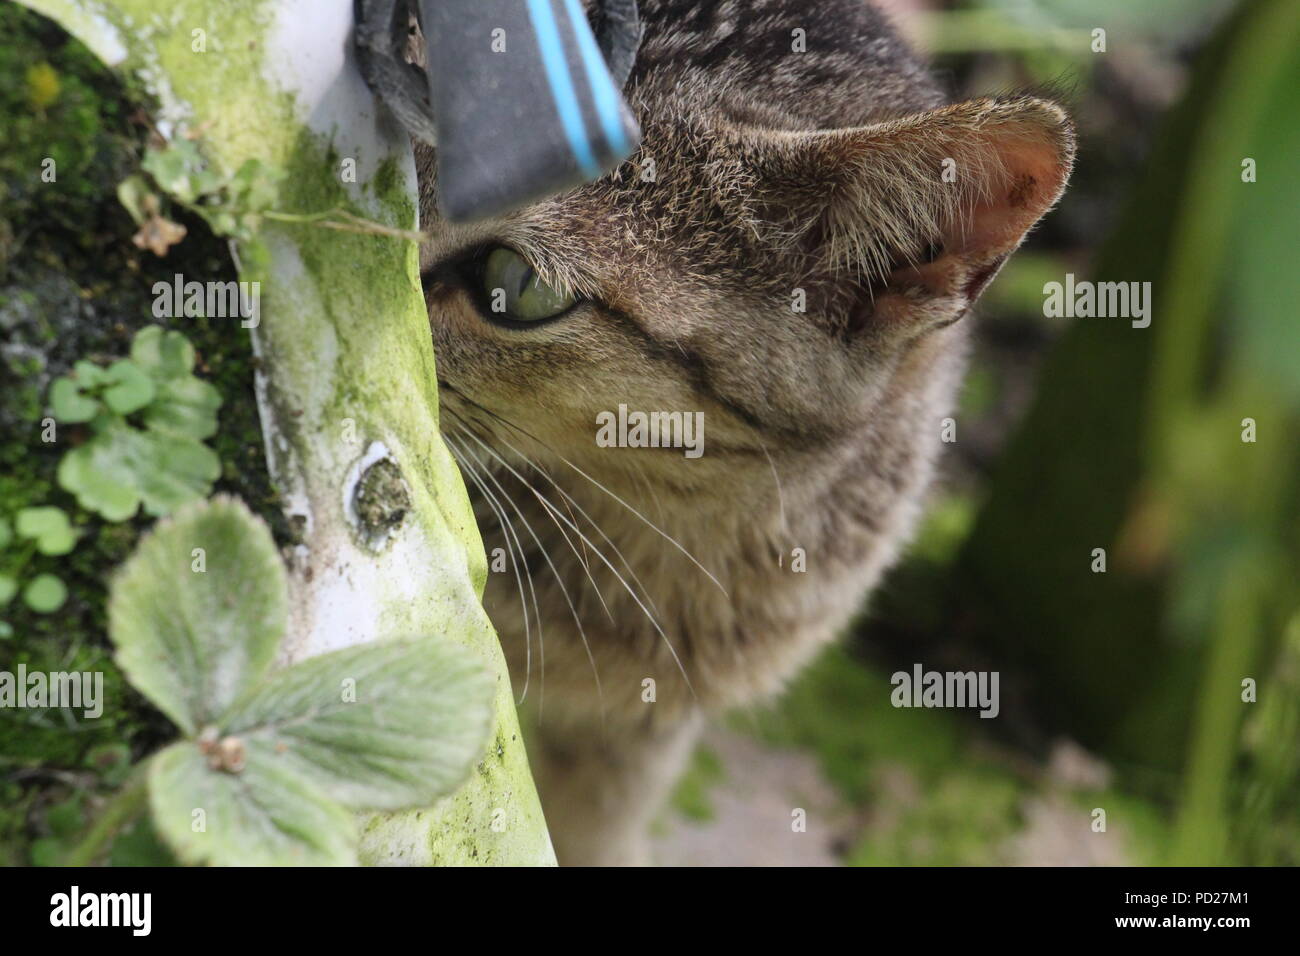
[{"left": 741, "top": 96, "right": 1075, "bottom": 330}]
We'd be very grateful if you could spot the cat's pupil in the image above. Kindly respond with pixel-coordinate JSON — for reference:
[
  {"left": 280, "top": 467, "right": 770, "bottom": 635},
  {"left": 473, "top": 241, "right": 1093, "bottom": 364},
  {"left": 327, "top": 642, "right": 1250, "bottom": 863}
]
[{"left": 479, "top": 246, "right": 577, "bottom": 323}]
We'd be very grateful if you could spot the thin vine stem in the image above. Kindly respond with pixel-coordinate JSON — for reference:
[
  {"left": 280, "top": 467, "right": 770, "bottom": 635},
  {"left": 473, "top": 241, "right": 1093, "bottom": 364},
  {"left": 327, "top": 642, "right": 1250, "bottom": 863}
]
[{"left": 263, "top": 208, "right": 427, "bottom": 243}]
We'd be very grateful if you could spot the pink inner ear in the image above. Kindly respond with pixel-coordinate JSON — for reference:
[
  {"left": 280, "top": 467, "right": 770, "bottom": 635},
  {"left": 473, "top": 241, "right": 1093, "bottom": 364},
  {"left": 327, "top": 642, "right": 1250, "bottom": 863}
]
[
  {"left": 950, "top": 133, "right": 1071, "bottom": 267},
  {"left": 882, "top": 133, "right": 1069, "bottom": 305}
]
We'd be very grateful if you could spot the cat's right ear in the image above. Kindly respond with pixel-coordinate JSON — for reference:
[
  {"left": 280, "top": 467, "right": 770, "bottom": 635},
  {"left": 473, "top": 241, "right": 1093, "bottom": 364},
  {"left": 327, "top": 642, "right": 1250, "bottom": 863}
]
[{"left": 739, "top": 96, "right": 1075, "bottom": 334}]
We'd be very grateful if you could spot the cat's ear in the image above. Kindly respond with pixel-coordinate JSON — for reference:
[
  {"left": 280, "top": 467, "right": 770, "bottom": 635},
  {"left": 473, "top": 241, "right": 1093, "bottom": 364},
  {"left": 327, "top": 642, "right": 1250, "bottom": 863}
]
[{"left": 742, "top": 96, "right": 1075, "bottom": 331}]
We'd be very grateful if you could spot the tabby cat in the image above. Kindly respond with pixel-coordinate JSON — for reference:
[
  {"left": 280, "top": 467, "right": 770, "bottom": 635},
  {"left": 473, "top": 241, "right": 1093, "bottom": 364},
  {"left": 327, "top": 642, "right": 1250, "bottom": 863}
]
[{"left": 416, "top": 0, "right": 1074, "bottom": 865}]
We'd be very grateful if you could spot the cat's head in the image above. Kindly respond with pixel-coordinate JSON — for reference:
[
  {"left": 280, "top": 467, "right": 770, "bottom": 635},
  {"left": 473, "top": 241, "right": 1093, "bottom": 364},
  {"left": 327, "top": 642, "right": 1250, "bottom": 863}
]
[{"left": 419, "top": 0, "right": 1074, "bottom": 496}]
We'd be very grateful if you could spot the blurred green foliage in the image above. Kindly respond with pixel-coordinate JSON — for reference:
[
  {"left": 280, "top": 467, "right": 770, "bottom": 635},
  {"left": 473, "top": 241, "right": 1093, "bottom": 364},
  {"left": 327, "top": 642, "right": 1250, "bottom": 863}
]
[
  {"left": 717, "top": 0, "right": 1299, "bottom": 867},
  {"left": 879, "top": 0, "right": 1299, "bottom": 865}
]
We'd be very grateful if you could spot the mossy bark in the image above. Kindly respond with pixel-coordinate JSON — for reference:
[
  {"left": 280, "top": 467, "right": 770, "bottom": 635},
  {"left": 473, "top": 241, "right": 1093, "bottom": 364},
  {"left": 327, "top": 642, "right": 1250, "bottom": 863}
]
[{"left": 10, "top": 0, "right": 553, "bottom": 865}]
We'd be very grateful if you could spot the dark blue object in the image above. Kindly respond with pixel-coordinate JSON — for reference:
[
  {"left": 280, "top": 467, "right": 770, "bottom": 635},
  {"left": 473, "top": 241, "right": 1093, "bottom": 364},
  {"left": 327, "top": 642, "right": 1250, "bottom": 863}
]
[{"left": 357, "top": 0, "right": 642, "bottom": 222}]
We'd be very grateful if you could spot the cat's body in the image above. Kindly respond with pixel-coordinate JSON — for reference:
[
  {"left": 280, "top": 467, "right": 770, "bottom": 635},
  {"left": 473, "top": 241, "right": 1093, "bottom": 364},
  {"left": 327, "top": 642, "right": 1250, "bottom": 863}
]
[{"left": 417, "top": 0, "right": 1073, "bottom": 864}]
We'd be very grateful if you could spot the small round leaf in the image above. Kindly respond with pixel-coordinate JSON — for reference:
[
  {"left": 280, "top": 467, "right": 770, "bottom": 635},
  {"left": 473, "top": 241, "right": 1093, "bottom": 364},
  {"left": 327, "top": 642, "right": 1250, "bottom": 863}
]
[
  {"left": 103, "top": 359, "right": 157, "bottom": 415},
  {"left": 23, "top": 574, "right": 67, "bottom": 613}
]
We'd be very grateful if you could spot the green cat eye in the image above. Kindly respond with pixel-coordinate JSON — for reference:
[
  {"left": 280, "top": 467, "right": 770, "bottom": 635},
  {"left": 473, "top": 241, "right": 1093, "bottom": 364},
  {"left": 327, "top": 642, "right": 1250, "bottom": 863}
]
[{"left": 480, "top": 247, "right": 576, "bottom": 323}]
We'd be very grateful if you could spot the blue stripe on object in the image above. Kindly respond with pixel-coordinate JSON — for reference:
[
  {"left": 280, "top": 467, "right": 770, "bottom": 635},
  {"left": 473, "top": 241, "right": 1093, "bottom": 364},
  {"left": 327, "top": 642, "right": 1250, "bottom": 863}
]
[
  {"left": 525, "top": 0, "right": 600, "bottom": 179},
  {"left": 561, "top": 0, "right": 633, "bottom": 159}
]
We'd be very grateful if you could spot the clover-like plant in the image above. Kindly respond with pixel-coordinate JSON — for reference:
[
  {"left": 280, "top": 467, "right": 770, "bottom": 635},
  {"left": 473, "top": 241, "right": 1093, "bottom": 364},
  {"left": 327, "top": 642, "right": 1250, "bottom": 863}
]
[
  {"left": 0, "top": 506, "right": 76, "bottom": 632},
  {"left": 105, "top": 495, "right": 495, "bottom": 866},
  {"left": 54, "top": 325, "right": 222, "bottom": 521},
  {"left": 119, "top": 137, "right": 282, "bottom": 243}
]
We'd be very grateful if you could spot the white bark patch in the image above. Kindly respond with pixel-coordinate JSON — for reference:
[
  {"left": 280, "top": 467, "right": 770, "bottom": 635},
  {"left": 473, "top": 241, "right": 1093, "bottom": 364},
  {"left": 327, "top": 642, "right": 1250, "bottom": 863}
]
[{"left": 266, "top": 0, "right": 409, "bottom": 188}]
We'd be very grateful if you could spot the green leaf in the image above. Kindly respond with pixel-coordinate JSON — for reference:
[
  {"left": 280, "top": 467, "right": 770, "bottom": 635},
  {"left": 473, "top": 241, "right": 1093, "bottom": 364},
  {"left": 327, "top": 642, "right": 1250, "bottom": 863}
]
[
  {"left": 15, "top": 506, "right": 76, "bottom": 556},
  {"left": 57, "top": 421, "right": 220, "bottom": 521},
  {"left": 141, "top": 139, "right": 224, "bottom": 202},
  {"left": 57, "top": 432, "right": 140, "bottom": 521},
  {"left": 23, "top": 574, "right": 67, "bottom": 613},
  {"left": 142, "top": 143, "right": 191, "bottom": 196},
  {"left": 0, "top": 574, "right": 17, "bottom": 606},
  {"left": 148, "top": 742, "right": 357, "bottom": 867},
  {"left": 203, "top": 209, "right": 244, "bottom": 237},
  {"left": 145, "top": 376, "right": 222, "bottom": 440},
  {"left": 131, "top": 326, "right": 195, "bottom": 382},
  {"left": 108, "top": 496, "right": 286, "bottom": 734},
  {"left": 102, "top": 359, "right": 156, "bottom": 414},
  {"left": 1231, "top": 45, "right": 1300, "bottom": 409},
  {"left": 84, "top": 742, "right": 134, "bottom": 787},
  {"left": 223, "top": 638, "right": 494, "bottom": 810},
  {"left": 48, "top": 376, "right": 98, "bottom": 423},
  {"left": 139, "top": 436, "right": 221, "bottom": 516},
  {"left": 0, "top": 621, "right": 12, "bottom": 640},
  {"left": 0, "top": 518, "right": 11, "bottom": 551},
  {"left": 229, "top": 158, "right": 283, "bottom": 213},
  {"left": 72, "top": 361, "right": 108, "bottom": 388},
  {"left": 116, "top": 174, "right": 155, "bottom": 225}
]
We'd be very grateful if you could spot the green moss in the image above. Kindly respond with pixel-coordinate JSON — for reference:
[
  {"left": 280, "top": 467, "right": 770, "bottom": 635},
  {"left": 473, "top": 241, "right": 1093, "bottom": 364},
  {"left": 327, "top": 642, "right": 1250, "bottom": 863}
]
[
  {"left": 744, "top": 644, "right": 966, "bottom": 804},
  {"left": 745, "top": 644, "right": 1025, "bottom": 864},
  {"left": 743, "top": 644, "right": 1172, "bottom": 865},
  {"left": 0, "top": 4, "right": 129, "bottom": 242},
  {"left": 846, "top": 770, "right": 1024, "bottom": 866}
]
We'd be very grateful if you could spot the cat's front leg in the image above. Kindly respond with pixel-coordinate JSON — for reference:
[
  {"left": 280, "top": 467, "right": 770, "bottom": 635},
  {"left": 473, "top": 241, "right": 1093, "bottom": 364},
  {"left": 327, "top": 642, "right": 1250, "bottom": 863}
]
[{"left": 528, "top": 711, "right": 703, "bottom": 866}]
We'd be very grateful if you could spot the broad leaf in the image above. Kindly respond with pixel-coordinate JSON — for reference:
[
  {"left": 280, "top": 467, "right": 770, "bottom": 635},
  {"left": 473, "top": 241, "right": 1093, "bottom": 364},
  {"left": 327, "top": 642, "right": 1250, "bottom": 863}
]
[
  {"left": 57, "top": 421, "right": 219, "bottom": 520},
  {"left": 222, "top": 638, "right": 494, "bottom": 810},
  {"left": 148, "top": 742, "right": 357, "bottom": 867},
  {"left": 108, "top": 496, "right": 286, "bottom": 734},
  {"left": 144, "top": 376, "right": 221, "bottom": 440},
  {"left": 140, "top": 139, "right": 224, "bottom": 205}
]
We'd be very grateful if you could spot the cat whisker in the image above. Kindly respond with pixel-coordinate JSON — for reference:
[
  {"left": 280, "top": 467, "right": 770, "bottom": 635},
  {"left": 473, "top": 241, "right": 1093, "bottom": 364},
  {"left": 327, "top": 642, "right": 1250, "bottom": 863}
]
[
  {"left": 449, "top": 432, "right": 607, "bottom": 712},
  {"left": 454, "top": 427, "right": 626, "bottom": 628},
  {"left": 455, "top": 427, "right": 616, "bottom": 626},
  {"left": 447, "top": 392, "right": 728, "bottom": 598},
  {"left": 549, "top": 450, "right": 729, "bottom": 598},
  {"left": 477, "top": 424, "right": 663, "bottom": 619},
  {"left": 446, "top": 433, "right": 538, "bottom": 706},
  {"left": 454, "top": 426, "right": 696, "bottom": 702},
  {"left": 760, "top": 439, "right": 789, "bottom": 562},
  {"left": 628, "top": 455, "right": 669, "bottom": 536}
]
